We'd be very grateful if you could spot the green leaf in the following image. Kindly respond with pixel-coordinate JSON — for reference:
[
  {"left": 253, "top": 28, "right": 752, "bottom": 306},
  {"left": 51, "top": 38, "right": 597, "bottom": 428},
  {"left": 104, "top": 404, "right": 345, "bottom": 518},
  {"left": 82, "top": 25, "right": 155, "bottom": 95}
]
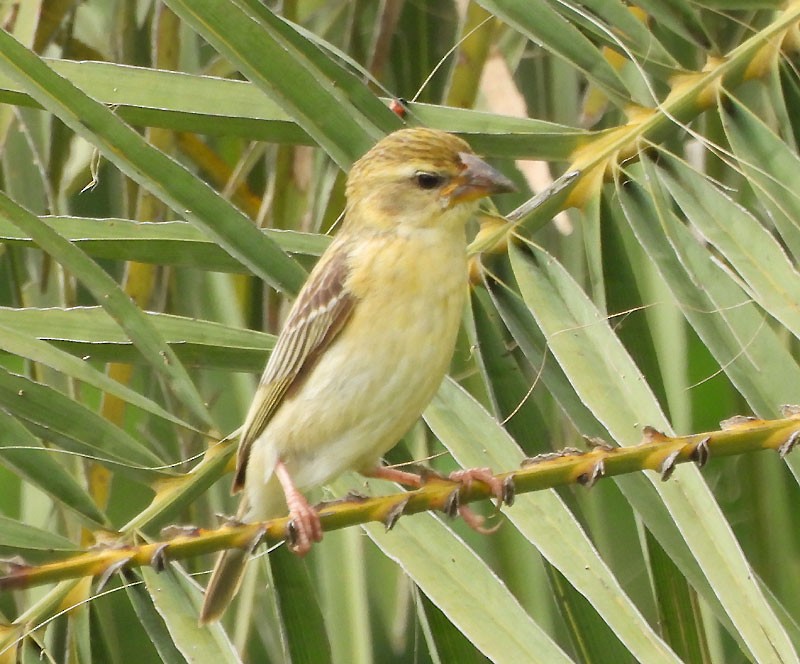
[
  {"left": 0, "top": 367, "right": 168, "bottom": 480},
  {"left": 488, "top": 259, "right": 740, "bottom": 636},
  {"left": 141, "top": 565, "right": 239, "bottom": 663},
  {"left": 0, "top": 321, "right": 193, "bottom": 430},
  {"left": 0, "top": 216, "right": 328, "bottom": 272},
  {"left": 0, "top": 513, "right": 77, "bottom": 552},
  {"left": 486, "top": 271, "right": 607, "bottom": 437},
  {"left": 509, "top": 241, "right": 797, "bottom": 662},
  {"left": 417, "top": 593, "right": 487, "bottom": 664},
  {"left": 164, "top": 0, "right": 397, "bottom": 170},
  {"left": 269, "top": 546, "right": 332, "bottom": 664},
  {"left": 618, "top": 162, "right": 800, "bottom": 416},
  {"left": 644, "top": 530, "right": 711, "bottom": 663},
  {"left": 125, "top": 576, "right": 189, "bottom": 664},
  {"left": 475, "top": 0, "right": 631, "bottom": 104},
  {"left": 426, "top": 378, "right": 679, "bottom": 663},
  {"left": 0, "top": 29, "right": 306, "bottom": 297},
  {"left": 468, "top": 289, "right": 548, "bottom": 452},
  {"left": 0, "top": 415, "right": 107, "bottom": 527},
  {"left": 333, "top": 476, "right": 570, "bottom": 664},
  {"left": 0, "top": 306, "right": 273, "bottom": 373},
  {"left": 657, "top": 152, "right": 800, "bottom": 344},
  {"left": 721, "top": 93, "right": 800, "bottom": 258},
  {"left": 0, "top": 59, "right": 585, "bottom": 160},
  {"left": 631, "top": 1, "right": 711, "bottom": 48},
  {"left": 0, "top": 183, "right": 212, "bottom": 427},
  {"left": 550, "top": 0, "right": 679, "bottom": 77}
]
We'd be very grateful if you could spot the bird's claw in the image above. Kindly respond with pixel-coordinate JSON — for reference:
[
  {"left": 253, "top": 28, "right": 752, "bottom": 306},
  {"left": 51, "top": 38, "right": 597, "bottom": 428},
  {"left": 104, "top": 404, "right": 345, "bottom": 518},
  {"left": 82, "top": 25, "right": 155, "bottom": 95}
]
[
  {"left": 365, "top": 463, "right": 508, "bottom": 535},
  {"left": 457, "top": 505, "right": 502, "bottom": 534},
  {"left": 285, "top": 501, "right": 322, "bottom": 556},
  {"left": 448, "top": 467, "right": 505, "bottom": 504},
  {"left": 446, "top": 467, "right": 506, "bottom": 535}
]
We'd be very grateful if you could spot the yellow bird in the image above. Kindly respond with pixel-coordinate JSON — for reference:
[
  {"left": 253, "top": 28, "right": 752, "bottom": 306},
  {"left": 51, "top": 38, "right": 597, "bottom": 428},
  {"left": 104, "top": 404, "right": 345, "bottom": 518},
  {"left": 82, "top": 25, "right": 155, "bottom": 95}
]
[{"left": 200, "top": 127, "right": 515, "bottom": 624}]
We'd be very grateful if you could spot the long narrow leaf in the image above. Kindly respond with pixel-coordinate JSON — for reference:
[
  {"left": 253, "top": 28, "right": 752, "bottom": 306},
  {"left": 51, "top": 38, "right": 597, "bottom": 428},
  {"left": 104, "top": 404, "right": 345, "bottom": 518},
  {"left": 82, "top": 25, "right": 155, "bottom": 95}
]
[
  {"left": 426, "top": 378, "right": 679, "bottom": 663},
  {"left": 0, "top": 368, "right": 168, "bottom": 480},
  {"left": 0, "top": 306, "right": 273, "bottom": 372},
  {"left": 0, "top": 187, "right": 211, "bottom": 426},
  {"left": 509, "top": 241, "right": 797, "bottom": 662},
  {"left": 0, "top": 216, "right": 328, "bottom": 272},
  {"left": 141, "top": 565, "right": 240, "bottom": 664},
  {"left": 0, "top": 322, "right": 192, "bottom": 430},
  {"left": 164, "top": 0, "right": 397, "bottom": 169},
  {"left": 333, "top": 476, "right": 571, "bottom": 664},
  {"left": 0, "top": 29, "right": 306, "bottom": 297},
  {"left": 0, "top": 415, "right": 106, "bottom": 526}
]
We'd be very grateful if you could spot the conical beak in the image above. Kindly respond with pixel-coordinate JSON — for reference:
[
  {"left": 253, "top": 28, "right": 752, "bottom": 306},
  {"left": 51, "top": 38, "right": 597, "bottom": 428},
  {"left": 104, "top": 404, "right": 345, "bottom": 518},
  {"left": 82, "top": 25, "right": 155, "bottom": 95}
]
[{"left": 443, "top": 152, "right": 516, "bottom": 206}]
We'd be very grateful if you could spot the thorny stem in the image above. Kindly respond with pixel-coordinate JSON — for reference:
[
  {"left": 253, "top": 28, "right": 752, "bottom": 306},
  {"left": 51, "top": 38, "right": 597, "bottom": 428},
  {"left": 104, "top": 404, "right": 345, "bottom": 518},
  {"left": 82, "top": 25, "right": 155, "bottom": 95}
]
[{"left": 2, "top": 411, "right": 798, "bottom": 596}]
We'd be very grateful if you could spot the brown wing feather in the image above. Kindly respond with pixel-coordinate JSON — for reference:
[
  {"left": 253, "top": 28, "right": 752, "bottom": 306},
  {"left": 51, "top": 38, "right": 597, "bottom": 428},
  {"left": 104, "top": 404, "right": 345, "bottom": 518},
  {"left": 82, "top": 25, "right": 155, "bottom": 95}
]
[{"left": 232, "top": 248, "right": 356, "bottom": 492}]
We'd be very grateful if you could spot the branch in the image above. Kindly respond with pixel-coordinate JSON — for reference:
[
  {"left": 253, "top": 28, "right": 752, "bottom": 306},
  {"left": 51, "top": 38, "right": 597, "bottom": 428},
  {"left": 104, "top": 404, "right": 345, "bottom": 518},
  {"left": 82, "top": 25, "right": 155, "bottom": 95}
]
[
  {"left": 468, "top": 2, "right": 800, "bottom": 255},
  {"left": 2, "top": 410, "right": 798, "bottom": 593}
]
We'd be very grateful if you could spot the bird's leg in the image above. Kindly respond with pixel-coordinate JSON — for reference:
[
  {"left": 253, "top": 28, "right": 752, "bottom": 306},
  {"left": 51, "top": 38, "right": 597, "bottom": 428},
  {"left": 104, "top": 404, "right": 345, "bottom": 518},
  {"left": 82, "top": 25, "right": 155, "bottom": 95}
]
[
  {"left": 363, "top": 465, "right": 423, "bottom": 488},
  {"left": 363, "top": 465, "right": 505, "bottom": 534},
  {"left": 274, "top": 460, "right": 323, "bottom": 555}
]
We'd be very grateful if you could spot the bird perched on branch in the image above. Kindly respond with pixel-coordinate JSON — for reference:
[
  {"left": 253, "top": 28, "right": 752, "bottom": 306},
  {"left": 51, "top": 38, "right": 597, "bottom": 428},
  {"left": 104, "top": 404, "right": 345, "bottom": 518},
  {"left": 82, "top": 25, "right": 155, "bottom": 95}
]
[{"left": 200, "top": 127, "right": 515, "bottom": 624}]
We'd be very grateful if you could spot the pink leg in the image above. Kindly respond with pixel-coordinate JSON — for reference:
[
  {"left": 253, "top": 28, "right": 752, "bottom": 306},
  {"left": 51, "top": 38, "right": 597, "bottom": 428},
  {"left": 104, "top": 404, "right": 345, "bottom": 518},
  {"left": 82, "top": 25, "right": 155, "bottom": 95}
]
[
  {"left": 275, "top": 460, "right": 323, "bottom": 555},
  {"left": 363, "top": 465, "right": 504, "bottom": 534},
  {"left": 363, "top": 466, "right": 423, "bottom": 488}
]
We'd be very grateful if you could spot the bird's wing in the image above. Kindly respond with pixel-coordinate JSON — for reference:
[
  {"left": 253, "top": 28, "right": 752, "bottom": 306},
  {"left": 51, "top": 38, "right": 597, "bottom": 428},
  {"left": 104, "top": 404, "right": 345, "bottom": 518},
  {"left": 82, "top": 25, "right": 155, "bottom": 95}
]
[{"left": 232, "top": 247, "right": 356, "bottom": 492}]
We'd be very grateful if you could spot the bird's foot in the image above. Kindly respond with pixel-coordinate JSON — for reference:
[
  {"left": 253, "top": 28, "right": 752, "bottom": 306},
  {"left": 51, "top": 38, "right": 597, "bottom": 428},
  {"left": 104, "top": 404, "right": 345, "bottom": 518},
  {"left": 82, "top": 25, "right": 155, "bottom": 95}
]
[
  {"left": 448, "top": 467, "right": 505, "bottom": 503},
  {"left": 275, "top": 461, "right": 322, "bottom": 556},
  {"left": 364, "top": 464, "right": 507, "bottom": 534},
  {"left": 446, "top": 467, "right": 505, "bottom": 534}
]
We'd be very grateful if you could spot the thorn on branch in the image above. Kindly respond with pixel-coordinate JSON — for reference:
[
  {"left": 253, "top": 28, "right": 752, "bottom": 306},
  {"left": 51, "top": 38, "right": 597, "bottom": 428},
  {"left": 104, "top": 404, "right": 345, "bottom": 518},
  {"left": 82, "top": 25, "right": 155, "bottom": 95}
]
[
  {"left": 778, "top": 430, "right": 800, "bottom": 458},
  {"left": 642, "top": 425, "right": 669, "bottom": 443},
  {"left": 521, "top": 447, "right": 582, "bottom": 466},
  {"left": 719, "top": 415, "right": 756, "bottom": 430},
  {"left": 0, "top": 556, "right": 28, "bottom": 574},
  {"left": 215, "top": 513, "right": 243, "bottom": 528},
  {"left": 502, "top": 475, "right": 516, "bottom": 507},
  {"left": 97, "top": 556, "right": 132, "bottom": 591},
  {"left": 383, "top": 497, "right": 409, "bottom": 531},
  {"left": 443, "top": 489, "right": 460, "bottom": 519},
  {"left": 316, "top": 491, "right": 370, "bottom": 509},
  {"left": 659, "top": 450, "right": 681, "bottom": 481},
  {"left": 286, "top": 520, "right": 300, "bottom": 550},
  {"left": 577, "top": 459, "right": 605, "bottom": 489},
  {"left": 160, "top": 525, "right": 201, "bottom": 540},
  {"left": 584, "top": 436, "right": 615, "bottom": 451},
  {"left": 691, "top": 437, "right": 710, "bottom": 468},
  {"left": 151, "top": 544, "right": 168, "bottom": 572},
  {"left": 343, "top": 490, "right": 370, "bottom": 502},
  {"left": 247, "top": 526, "right": 268, "bottom": 554}
]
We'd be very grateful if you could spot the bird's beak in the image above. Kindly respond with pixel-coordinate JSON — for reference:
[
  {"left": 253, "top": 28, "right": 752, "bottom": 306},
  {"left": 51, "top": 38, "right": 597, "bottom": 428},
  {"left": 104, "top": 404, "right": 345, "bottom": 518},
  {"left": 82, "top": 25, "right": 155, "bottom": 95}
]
[{"left": 442, "top": 152, "right": 516, "bottom": 207}]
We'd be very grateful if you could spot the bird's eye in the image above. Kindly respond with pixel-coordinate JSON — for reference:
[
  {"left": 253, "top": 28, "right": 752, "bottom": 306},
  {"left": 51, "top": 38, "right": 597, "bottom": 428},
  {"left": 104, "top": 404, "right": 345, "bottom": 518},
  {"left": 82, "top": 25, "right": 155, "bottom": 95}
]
[{"left": 414, "top": 172, "right": 445, "bottom": 190}]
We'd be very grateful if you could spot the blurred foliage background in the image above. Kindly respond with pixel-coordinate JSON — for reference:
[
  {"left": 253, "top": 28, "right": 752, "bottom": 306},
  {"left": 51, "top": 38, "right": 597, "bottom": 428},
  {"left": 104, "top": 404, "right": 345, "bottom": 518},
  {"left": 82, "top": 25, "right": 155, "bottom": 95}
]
[{"left": 1, "top": 0, "right": 800, "bottom": 662}]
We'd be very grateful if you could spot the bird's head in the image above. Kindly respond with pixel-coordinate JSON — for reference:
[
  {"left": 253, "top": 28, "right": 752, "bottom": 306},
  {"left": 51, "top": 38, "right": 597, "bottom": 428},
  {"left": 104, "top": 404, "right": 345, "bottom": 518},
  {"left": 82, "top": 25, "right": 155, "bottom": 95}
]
[{"left": 344, "top": 128, "right": 515, "bottom": 233}]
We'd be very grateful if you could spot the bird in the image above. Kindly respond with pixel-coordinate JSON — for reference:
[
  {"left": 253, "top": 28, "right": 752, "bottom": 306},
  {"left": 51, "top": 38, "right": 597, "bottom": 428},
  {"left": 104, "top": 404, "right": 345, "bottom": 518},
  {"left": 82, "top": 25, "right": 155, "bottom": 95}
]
[{"left": 199, "top": 127, "right": 515, "bottom": 624}]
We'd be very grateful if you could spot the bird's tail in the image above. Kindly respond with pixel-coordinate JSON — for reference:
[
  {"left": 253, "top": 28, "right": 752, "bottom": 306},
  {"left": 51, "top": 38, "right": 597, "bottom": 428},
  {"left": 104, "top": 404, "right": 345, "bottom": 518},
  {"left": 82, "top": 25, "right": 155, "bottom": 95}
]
[
  {"left": 199, "top": 479, "right": 286, "bottom": 625},
  {"left": 199, "top": 494, "right": 253, "bottom": 625},
  {"left": 199, "top": 545, "right": 249, "bottom": 625}
]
